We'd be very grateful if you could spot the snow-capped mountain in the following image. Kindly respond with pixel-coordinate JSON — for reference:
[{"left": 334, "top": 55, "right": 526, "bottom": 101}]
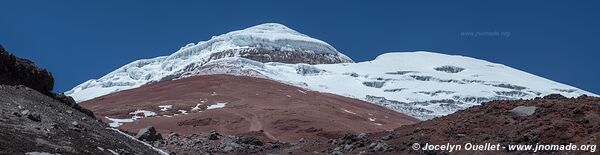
[{"left": 66, "top": 23, "right": 596, "bottom": 120}]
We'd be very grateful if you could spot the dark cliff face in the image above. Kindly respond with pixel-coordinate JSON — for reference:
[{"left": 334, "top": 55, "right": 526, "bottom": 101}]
[
  {"left": 0, "top": 44, "right": 94, "bottom": 118},
  {"left": 0, "top": 45, "right": 54, "bottom": 95}
]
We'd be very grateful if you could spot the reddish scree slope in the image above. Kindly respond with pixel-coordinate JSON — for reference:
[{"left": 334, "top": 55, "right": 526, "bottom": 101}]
[{"left": 81, "top": 75, "right": 418, "bottom": 142}]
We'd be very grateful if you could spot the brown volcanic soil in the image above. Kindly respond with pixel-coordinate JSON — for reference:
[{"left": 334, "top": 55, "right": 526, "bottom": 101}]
[
  {"left": 80, "top": 75, "right": 418, "bottom": 144},
  {"left": 312, "top": 95, "right": 600, "bottom": 155},
  {"left": 393, "top": 95, "right": 599, "bottom": 154}
]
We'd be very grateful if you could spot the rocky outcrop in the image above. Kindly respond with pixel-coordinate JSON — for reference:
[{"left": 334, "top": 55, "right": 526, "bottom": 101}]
[
  {"left": 0, "top": 44, "right": 161, "bottom": 154},
  {"left": 510, "top": 106, "right": 537, "bottom": 116},
  {"left": 542, "top": 93, "right": 568, "bottom": 100},
  {"left": 433, "top": 65, "right": 465, "bottom": 73},
  {"left": 52, "top": 93, "right": 95, "bottom": 119},
  {"left": 0, "top": 45, "right": 94, "bottom": 118},
  {"left": 161, "top": 131, "right": 277, "bottom": 154},
  {"left": 0, "top": 44, "right": 54, "bottom": 95},
  {"left": 136, "top": 126, "right": 163, "bottom": 142}
]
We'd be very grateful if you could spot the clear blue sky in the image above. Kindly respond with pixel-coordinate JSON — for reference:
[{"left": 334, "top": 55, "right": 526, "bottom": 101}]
[{"left": 1, "top": 0, "right": 598, "bottom": 94}]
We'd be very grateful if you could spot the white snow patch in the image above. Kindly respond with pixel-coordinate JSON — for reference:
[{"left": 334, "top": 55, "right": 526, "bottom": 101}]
[
  {"left": 178, "top": 110, "right": 188, "bottom": 114},
  {"left": 297, "top": 89, "right": 307, "bottom": 94},
  {"left": 97, "top": 147, "right": 105, "bottom": 151},
  {"left": 106, "top": 110, "right": 157, "bottom": 127},
  {"left": 191, "top": 104, "right": 203, "bottom": 111},
  {"left": 368, "top": 118, "right": 376, "bottom": 122},
  {"left": 129, "top": 110, "right": 156, "bottom": 117},
  {"left": 374, "top": 123, "right": 383, "bottom": 126},
  {"left": 286, "top": 94, "right": 292, "bottom": 98},
  {"left": 158, "top": 105, "right": 172, "bottom": 111},
  {"left": 207, "top": 102, "right": 227, "bottom": 110},
  {"left": 105, "top": 117, "right": 134, "bottom": 128},
  {"left": 341, "top": 108, "right": 356, "bottom": 115},
  {"left": 107, "top": 149, "right": 119, "bottom": 155}
]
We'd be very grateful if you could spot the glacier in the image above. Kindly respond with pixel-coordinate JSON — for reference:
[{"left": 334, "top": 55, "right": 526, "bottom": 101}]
[{"left": 66, "top": 23, "right": 597, "bottom": 120}]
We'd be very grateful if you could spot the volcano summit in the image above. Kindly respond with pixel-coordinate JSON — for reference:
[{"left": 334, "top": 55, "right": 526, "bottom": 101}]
[{"left": 67, "top": 23, "right": 595, "bottom": 120}]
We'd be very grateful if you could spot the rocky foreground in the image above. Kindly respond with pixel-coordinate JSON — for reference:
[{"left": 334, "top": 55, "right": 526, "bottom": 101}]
[
  {"left": 0, "top": 85, "right": 164, "bottom": 155},
  {"left": 0, "top": 45, "right": 163, "bottom": 154}
]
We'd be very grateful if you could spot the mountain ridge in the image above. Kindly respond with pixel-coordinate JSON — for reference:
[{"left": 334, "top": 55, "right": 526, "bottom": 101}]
[{"left": 66, "top": 23, "right": 597, "bottom": 120}]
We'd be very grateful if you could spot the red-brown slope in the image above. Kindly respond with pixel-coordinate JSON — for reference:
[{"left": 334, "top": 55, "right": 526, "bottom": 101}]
[
  {"left": 269, "top": 95, "right": 600, "bottom": 155},
  {"left": 388, "top": 95, "right": 600, "bottom": 154},
  {"left": 81, "top": 75, "right": 418, "bottom": 143}
]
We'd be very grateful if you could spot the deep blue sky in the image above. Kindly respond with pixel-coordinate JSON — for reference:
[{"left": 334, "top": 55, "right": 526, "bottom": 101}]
[{"left": 1, "top": 0, "right": 598, "bottom": 94}]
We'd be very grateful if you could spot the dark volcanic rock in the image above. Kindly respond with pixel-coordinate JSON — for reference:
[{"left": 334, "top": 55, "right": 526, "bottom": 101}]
[
  {"left": 0, "top": 45, "right": 54, "bottom": 95},
  {"left": 0, "top": 45, "right": 95, "bottom": 118},
  {"left": 0, "top": 45, "right": 159, "bottom": 154},
  {"left": 236, "top": 136, "right": 264, "bottom": 146},
  {"left": 209, "top": 47, "right": 353, "bottom": 65},
  {"left": 0, "top": 85, "right": 161, "bottom": 154},
  {"left": 136, "top": 126, "right": 163, "bottom": 142},
  {"left": 368, "top": 140, "right": 390, "bottom": 152},
  {"left": 543, "top": 93, "right": 568, "bottom": 100},
  {"left": 207, "top": 130, "right": 221, "bottom": 140},
  {"left": 52, "top": 93, "right": 95, "bottom": 119},
  {"left": 26, "top": 113, "right": 42, "bottom": 122},
  {"left": 434, "top": 65, "right": 465, "bottom": 73}
]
